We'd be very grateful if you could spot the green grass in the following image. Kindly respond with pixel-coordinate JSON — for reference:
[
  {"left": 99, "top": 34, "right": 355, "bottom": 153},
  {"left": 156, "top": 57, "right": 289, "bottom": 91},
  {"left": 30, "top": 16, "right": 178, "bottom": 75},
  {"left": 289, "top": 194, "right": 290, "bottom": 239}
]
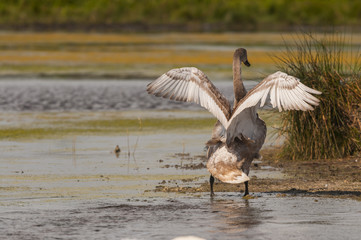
[
  {"left": 276, "top": 33, "right": 361, "bottom": 160},
  {"left": 0, "top": 0, "right": 360, "bottom": 31}
]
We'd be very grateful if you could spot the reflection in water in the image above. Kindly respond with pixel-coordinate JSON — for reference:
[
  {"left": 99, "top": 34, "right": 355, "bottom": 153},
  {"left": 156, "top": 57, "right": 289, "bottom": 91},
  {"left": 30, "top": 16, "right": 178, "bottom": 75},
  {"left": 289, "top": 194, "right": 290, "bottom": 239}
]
[
  {"left": 1, "top": 195, "right": 360, "bottom": 240},
  {"left": 72, "top": 136, "right": 77, "bottom": 167},
  {"left": 210, "top": 198, "right": 261, "bottom": 234},
  {"left": 124, "top": 150, "right": 139, "bottom": 174}
]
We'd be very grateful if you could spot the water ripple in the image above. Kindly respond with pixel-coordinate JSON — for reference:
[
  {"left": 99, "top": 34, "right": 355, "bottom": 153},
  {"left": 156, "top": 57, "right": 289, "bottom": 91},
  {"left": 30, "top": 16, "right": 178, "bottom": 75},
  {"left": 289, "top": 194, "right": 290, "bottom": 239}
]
[{"left": 0, "top": 79, "right": 258, "bottom": 112}]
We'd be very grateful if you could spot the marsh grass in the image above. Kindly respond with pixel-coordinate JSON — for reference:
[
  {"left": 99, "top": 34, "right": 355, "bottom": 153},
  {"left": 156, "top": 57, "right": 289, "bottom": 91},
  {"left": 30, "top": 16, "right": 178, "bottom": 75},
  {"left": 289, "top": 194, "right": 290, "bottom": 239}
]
[
  {"left": 276, "top": 33, "right": 361, "bottom": 159},
  {"left": 1, "top": 32, "right": 361, "bottom": 80}
]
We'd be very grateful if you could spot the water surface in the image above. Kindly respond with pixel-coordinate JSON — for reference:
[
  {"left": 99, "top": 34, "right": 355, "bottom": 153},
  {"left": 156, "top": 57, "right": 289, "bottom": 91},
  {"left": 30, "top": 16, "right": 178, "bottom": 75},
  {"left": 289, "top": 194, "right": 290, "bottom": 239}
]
[
  {"left": 0, "top": 79, "right": 259, "bottom": 111},
  {"left": 0, "top": 79, "right": 360, "bottom": 240}
]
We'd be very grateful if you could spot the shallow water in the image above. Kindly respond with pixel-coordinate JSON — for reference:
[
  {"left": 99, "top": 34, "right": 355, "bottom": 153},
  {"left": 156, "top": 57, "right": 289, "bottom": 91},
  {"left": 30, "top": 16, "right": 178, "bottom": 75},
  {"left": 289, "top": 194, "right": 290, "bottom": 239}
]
[
  {"left": 0, "top": 79, "right": 261, "bottom": 111},
  {"left": 2, "top": 193, "right": 361, "bottom": 240},
  {"left": 1, "top": 131, "right": 360, "bottom": 240},
  {"left": 1, "top": 80, "right": 360, "bottom": 239}
]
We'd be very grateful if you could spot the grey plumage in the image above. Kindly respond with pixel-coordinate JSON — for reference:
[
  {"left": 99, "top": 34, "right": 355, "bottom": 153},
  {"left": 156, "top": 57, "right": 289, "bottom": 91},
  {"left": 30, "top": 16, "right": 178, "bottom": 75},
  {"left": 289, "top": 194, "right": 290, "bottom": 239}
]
[{"left": 147, "top": 48, "right": 321, "bottom": 195}]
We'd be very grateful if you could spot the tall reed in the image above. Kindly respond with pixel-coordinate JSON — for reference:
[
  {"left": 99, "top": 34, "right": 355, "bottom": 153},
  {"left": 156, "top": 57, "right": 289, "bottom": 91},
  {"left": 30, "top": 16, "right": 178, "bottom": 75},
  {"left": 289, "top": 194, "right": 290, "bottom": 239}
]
[{"left": 276, "top": 33, "right": 361, "bottom": 160}]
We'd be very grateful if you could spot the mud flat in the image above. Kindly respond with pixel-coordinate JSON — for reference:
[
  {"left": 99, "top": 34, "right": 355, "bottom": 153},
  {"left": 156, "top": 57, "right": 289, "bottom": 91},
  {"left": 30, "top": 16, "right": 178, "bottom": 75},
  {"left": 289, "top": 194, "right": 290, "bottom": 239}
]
[{"left": 154, "top": 148, "right": 361, "bottom": 201}]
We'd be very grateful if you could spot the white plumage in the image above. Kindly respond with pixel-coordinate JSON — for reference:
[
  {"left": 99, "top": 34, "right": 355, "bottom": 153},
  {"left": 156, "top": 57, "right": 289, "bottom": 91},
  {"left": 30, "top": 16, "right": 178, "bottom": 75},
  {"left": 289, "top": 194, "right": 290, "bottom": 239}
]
[
  {"left": 148, "top": 67, "right": 231, "bottom": 128},
  {"left": 148, "top": 69, "right": 321, "bottom": 131},
  {"left": 227, "top": 71, "right": 321, "bottom": 128}
]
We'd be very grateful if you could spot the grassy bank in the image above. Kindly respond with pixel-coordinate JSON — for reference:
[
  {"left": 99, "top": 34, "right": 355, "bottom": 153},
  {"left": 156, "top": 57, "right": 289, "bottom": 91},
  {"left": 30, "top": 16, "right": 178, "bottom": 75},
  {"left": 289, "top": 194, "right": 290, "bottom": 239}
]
[{"left": 0, "top": 0, "right": 360, "bottom": 32}]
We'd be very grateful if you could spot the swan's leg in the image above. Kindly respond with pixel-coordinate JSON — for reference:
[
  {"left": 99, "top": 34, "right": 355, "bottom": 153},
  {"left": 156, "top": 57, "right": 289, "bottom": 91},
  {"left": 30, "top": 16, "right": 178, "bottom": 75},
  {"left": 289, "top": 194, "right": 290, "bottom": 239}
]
[
  {"left": 243, "top": 181, "right": 249, "bottom": 196},
  {"left": 210, "top": 175, "right": 215, "bottom": 196}
]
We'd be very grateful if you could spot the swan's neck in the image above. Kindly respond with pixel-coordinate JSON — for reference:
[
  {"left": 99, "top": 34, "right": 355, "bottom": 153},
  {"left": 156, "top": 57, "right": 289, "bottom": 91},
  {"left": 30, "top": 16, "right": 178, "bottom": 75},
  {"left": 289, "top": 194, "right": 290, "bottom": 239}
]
[{"left": 233, "top": 56, "right": 247, "bottom": 107}]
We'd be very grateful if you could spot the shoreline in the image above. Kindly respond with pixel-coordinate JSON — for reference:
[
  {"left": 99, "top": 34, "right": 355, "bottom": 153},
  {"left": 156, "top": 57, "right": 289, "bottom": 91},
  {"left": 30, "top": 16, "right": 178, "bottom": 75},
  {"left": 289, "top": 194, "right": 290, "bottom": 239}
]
[{"left": 153, "top": 148, "right": 361, "bottom": 201}]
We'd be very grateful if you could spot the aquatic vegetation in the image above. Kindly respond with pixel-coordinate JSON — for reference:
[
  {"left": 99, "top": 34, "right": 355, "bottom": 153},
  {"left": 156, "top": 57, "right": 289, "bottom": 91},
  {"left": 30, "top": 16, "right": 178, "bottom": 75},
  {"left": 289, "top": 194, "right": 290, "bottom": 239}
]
[
  {"left": 0, "top": 32, "right": 359, "bottom": 80},
  {"left": 0, "top": 32, "right": 282, "bottom": 80},
  {"left": 277, "top": 33, "right": 361, "bottom": 159},
  {"left": 0, "top": 114, "right": 216, "bottom": 140},
  {"left": 0, "top": 110, "right": 279, "bottom": 141}
]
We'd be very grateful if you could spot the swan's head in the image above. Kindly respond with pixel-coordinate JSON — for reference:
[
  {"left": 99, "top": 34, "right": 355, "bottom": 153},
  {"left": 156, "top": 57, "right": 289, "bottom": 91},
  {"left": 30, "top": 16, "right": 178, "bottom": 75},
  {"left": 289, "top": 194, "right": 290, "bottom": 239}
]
[{"left": 234, "top": 48, "right": 251, "bottom": 67}]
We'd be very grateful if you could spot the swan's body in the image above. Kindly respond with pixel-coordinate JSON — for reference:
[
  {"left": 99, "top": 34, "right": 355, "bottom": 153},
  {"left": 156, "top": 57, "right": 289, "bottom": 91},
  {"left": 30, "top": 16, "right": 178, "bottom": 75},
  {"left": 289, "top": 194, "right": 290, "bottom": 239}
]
[{"left": 147, "top": 48, "right": 321, "bottom": 196}]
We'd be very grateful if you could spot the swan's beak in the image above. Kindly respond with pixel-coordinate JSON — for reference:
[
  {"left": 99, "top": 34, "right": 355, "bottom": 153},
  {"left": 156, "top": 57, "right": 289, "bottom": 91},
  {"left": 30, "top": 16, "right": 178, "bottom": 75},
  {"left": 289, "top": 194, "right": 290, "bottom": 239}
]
[{"left": 244, "top": 60, "right": 251, "bottom": 67}]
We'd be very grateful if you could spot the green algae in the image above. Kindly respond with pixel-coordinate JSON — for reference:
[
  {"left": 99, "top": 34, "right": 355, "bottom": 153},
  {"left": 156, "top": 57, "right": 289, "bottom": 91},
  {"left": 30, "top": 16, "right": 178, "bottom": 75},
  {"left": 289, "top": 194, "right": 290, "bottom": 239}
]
[
  {"left": 0, "top": 117, "right": 216, "bottom": 140},
  {"left": 0, "top": 110, "right": 281, "bottom": 140}
]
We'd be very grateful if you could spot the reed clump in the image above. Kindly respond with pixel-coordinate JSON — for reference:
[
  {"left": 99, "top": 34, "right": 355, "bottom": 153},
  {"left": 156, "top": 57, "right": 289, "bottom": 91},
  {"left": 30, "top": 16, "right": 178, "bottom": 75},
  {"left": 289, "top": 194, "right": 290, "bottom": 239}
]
[{"left": 276, "top": 33, "right": 361, "bottom": 160}]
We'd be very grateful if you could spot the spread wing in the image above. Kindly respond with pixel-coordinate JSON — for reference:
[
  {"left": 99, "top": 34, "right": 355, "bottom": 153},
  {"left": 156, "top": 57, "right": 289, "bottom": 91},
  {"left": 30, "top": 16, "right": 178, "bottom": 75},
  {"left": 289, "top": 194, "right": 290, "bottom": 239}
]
[
  {"left": 226, "top": 71, "right": 322, "bottom": 129},
  {"left": 147, "top": 67, "right": 232, "bottom": 127}
]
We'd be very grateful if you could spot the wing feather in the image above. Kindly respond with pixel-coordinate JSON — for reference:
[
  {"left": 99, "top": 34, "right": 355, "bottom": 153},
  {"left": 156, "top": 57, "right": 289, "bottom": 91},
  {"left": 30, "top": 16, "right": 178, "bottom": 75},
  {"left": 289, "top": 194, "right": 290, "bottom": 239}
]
[
  {"left": 275, "top": 79, "right": 282, "bottom": 112},
  {"left": 162, "top": 77, "right": 182, "bottom": 98},
  {"left": 226, "top": 71, "right": 321, "bottom": 129},
  {"left": 260, "top": 84, "right": 270, "bottom": 107},
  {"left": 279, "top": 87, "right": 287, "bottom": 110},
  {"left": 176, "top": 80, "right": 187, "bottom": 101},
  {"left": 147, "top": 67, "right": 231, "bottom": 127},
  {"left": 283, "top": 88, "right": 296, "bottom": 110}
]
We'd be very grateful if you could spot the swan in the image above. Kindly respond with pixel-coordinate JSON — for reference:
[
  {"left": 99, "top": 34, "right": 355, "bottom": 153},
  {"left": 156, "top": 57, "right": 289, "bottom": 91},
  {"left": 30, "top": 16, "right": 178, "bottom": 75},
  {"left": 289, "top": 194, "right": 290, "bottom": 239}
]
[{"left": 147, "top": 48, "right": 321, "bottom": 196}]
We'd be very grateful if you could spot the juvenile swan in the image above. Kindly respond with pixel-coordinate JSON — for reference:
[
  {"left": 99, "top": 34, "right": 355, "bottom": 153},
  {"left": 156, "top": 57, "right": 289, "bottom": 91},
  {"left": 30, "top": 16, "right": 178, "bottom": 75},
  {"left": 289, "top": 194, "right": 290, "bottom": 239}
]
[{"left": 147, "top": 48, "right": 321, "bottom": 196}]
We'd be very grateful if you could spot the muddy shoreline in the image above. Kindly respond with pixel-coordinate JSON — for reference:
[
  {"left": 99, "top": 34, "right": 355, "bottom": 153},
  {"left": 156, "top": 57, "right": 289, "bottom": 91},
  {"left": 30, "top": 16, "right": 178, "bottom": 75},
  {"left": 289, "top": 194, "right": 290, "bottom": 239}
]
[{"left": 152, "top": 148, "right": 361, "bottom": 201}]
